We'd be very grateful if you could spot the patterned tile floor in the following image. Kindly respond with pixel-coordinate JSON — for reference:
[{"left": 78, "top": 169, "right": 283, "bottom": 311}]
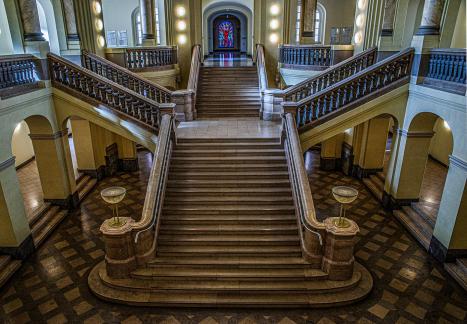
[{"left": 1, "top": 150, "right": 466, "bottom": 323}]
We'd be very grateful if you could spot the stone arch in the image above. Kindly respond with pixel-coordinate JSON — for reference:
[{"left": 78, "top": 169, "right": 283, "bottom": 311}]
[{"left": 203, "top": 1, "right": 253, "bottom": 56}]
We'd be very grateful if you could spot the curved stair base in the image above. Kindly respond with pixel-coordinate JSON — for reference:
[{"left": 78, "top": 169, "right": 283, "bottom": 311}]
[{"left": 88, "top": 261, "right": 373, "bottom": 308}]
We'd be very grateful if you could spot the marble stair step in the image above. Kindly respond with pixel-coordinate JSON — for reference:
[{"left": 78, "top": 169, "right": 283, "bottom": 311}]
[
  {"left": 171, "top": 156, "right": 286, "bottom": 163},
  {"left": 77, "top": 176, "right": 97, "bottom": 201},
  {"left": 172, "top": 149, "right": 285, "bottom": 157},
  {"left": 166, "top": 179, "right": 291, "bottom": 188},
  {"left": 159, "top": 224, "right": 298, "bottom": 235},
  {"left": 457, "top": 258, "right": 467, "bottom": 272},
  {"left": 161, "top": 214, "right": 296, "bottom": 225},
  {"left": 148, "top": 256, "right": 308, "bottom": 268},
  {"left": 169, "top": 164, "right": 288, "bottom": 172},
  {"left": 196, "top": 102, "right": 261, "bottom": 107},
  {"left": 0, "top": 257, "right": 22, "bottom": 289},
  {"left": 131, "top": 267, "right": 319, "bottom": 281},
  {"left": 376, "top": 171, "right": 386, "bottom": 182},
  {"left": 164, "top": 196, "right": 293, "bottom": 205},
  {"left": 162, "top": 205, "right": 296, "bottom": 215},
  {"left": 168, "top": 171, "right": 290, "bottom": 180},
  {"left": 444, "top": 260, "right": 467, "bottom": 291},
  {"left": 393, "top": 207, "right": 432, "bottom": 250},
  {"left": 165, "top": 187, "right": 292, "bottom": 195},
  {"left": 176, "top": 138, "right": 280, "bottom": 144},
  {"left": 410, "top": 203, "right": 437, "bottom": 228},
  {"left": 28, "top": 202, "right": 52, "bottom": 227},
  {"left": 174, "top": 143, "right": 283, "bottom": 150},
  {"left": 362, "top": 177, "right": 384, "bottom": 201},
  {"left": 156, "top": 245, "right": 302, "bottom": 257},
  {"left": 32, "top": 208, "right": 68, "bottom": 247},
  {"left": 197, "top": 112, "right": 259, "bottom": 118},
  {"left": 157, "top": 234, "right": 300, "bottom": 245}
]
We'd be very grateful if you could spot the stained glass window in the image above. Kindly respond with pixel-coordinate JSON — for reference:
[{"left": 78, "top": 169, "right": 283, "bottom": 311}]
[{"left": 218, "top": 21, "right": 234, "bottom": 49}]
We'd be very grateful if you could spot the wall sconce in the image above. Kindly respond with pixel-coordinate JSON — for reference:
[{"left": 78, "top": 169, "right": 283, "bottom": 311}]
[
  {"left": 95, "top": 19, "right": 103, "bottom": 31},
  {"left": 176, "top": 6, "right": 186, "bottom": 17},
  {"left": 178, "top": 34, "right": 187, "bottom": 44},
  {"left": 269, "top": 33, "right": 279, "bottom": 43},
  {"left": 97, "top": 35, "right": 105, "bottom": 47},
  {"left": 356, "top": 14, "right": 365, "bottom": 28},
  {"left": 177, "top": 20, "right": 187, "bottom": 31},
  {"left": 354, "top": 32, "right": 362, "bottom": 44},
  {"left": 93, "top": 1, "right": 102, "bottom": 14},
  {"left": 269, "top": 19, "right": 279, "bottom": 30},
  {"left": 270, "top": 4, "right": 280, "bottom": 15}
]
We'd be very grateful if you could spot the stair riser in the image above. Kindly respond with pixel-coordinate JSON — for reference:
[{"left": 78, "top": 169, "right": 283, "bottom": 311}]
[
  {"left": 169, "top": 175, "right": 290, "bottom": 180},
  {"left": 166, "top": 183, "right": 291, "bottom": 189},
  {"left": 171, "top": 159, "right": 286, "bottom": 164},
  {"left": 165, "top": 191, "right": 292, "bottom": 197}
]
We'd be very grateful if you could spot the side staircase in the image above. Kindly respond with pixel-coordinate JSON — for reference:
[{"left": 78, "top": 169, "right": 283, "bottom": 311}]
[{"left": 196, "top": 67, "right": 261, "bottom": 118}]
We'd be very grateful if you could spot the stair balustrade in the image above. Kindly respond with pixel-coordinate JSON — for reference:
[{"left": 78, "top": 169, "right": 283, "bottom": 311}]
[
  {"left": 283, "top": 113, "right": 359, "bottom": 280},
  {"left": 100, "top": 114, "right": 175, "bottom": 278},
  {"left": 423, "top": 48, "right": 466, "bottom": 95},
  {"left": 283, "top": 48, "right": 414, "bottom": 131},
  {"left": 279, "top": 45, "right": 332, "bottom": 67},
  {"left": 125, "top": 46, "right": 177, "bottom": 71},
  {"left": 48, "top": 53, "right": 174, "bottom": 131},
  {"left": 82, "top": 50, "right": 172, "bottom": 103},
  {"left": 0, "top": 54, "right": 39, "bottom": 93},
  {"left": 257, "top": 45, "right": 377, "bottom": 120}
]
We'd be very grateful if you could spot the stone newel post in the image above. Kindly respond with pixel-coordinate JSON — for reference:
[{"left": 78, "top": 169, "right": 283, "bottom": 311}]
[
  {"left": 18, "top": 0, "right": 45, "bottom": 41},
  {"left": 140, "top": 0, "right": 156, "bottom": 46},
  {"left": 416, "top": 0, "right": 446, "bottom": 35}
]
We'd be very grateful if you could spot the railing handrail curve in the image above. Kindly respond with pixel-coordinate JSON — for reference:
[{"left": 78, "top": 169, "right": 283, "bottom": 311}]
[
  {"left": 187, "top": 44, "right": 202, "bottom": 92},
  {"left": 134, "top": 114, "right": 173, "bottom": 243},
  {"left": 255, "top": 44, "right": 268, "bottom": 92},
  {"left": 292, "top": 47, "right": 414, "bottom": 107},
  {"left": 81, "top": 49, "right": 173, "bottom": 96},
  {"left": 283, "top": 47, "right": 378, "bottom": 99}
]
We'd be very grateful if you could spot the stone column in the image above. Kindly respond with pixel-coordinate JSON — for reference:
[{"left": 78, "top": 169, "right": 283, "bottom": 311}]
[
  {"left": 62, "top": 0, "right": 80, "bottom": 42},
  {"left": 430, "top": 156, "right": 467, "bottom": 262},
  {"left": 300, "top": 0, "right": 318, "bottom": 44},
  {"left": 381, "top": 0, "right": 397, "bottom": 36},
  {"left": 0, "top": 157, "right": 34, "bottom": 259},
  {"left": 417, "top": 0, "right": 446, "bottom": 35},
  {"left": 29, "top": 130, "right": 79, "bottom": 209},
  {"left": 140, "top": 0, "right": 156, "bottom": 46},
  {"left": 17, "top": 0, "right": 44, "bottom": 41}
]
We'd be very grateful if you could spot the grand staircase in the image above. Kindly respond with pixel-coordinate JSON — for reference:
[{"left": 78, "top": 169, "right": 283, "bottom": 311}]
[
  {"left": 89, "top": 135, "right": 372, "bottom": 307},
  {"left": 196, "top": 67, "right": 261, "bottom": 118}
]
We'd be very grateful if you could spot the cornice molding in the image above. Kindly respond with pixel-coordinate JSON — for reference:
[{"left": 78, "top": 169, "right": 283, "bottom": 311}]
[
  {"left": 449, "top": 155, "right": 467, "bottom": 172},
  {"left": 29, "top": 129, "right": 68, "bottom": 140},
  {"left": 397, "top": 129, "right": 435, "bottom": 138}
]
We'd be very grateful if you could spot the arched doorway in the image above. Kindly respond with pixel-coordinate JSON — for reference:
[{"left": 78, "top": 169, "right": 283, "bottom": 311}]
[{"left": 213, "top": 15, "right": 241, "bottom": 52}]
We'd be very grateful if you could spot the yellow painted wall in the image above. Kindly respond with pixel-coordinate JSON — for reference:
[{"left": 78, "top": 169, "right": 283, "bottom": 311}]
[
  {"left": 11, "top": 121, "right": 35, "bottom": 167},
  {"left": 429, "top": 118, "right": 454, "bottom": 166},
  {"left": 451, "top": 0, "right": 466, "bottom": 48}
]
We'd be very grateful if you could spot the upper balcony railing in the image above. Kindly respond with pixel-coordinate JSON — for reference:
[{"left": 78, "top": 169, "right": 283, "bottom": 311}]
[
  {"left": 423, "top": 48, "right": 466, "bottom": 95},
  {"left": 283, "top": 48, "right": 414, "bottom": 131},
  {"left": 279, "top": 45, "right": 332, "bottom": 67},
  {"left": 48, "top": 53, "right": 174, "bottom": 131},
  {"left": 125, "top": 46, "right": 177, "bottom": 71},
  {"left": 0, "top": 54, "right": 40, "bottom": 97},
  {"left": 283, "top": 47, "right": 378, "bottom": 102},
  {"left": 82, "top": 50, "right": 172, "bottom": 103}
]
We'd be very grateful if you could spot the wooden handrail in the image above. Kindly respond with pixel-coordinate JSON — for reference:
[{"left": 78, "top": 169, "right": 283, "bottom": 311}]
[
  {"left": 187, "top": 44, "right": 202, "bottom": 92},
  {"left": 81, "top": 50, "right": 173, "bottom": 103},
  {"left": 48, "top": 53, "right": 174, "bottom": 131},
  {"left": 283, "top": 47, "right": 378, "bottom": 101},
  {"left": 285, "top": 47, "right": 414, "bottom": 131}
]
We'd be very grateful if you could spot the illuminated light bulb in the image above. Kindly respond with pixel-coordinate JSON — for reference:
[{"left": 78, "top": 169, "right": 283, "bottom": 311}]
[
  {"left": 95, "top": 19, "right": 103, "bottom": 31},
  {"left": 177, "top": 20, "right": 187, "bottom": 31},
  {"left": 444, "top": 120, "right": 450, "bottom": 130},
  {"left": 270, "top": 19, "right": 279, "bottom": 30},
  {"left": 269, "top": 33, "right": 279, "bottom": 43},
  {"left": 97, "top": 35, "right": 105, "bottom": 47},
  {"left": 356, "top": 14, "right": 365, "bottom": 27},
  {"left": 178, "top": 34, "right": 187, "bottom": 44},
  {"left": 358, "top": 0, "right": 367, "bottom": 10},
  {"left": 270, "top": 4, "right": 280, "bottom": 15},
  {"left": 93, "top": 1, "right": 102, "bottom": 14},
  {"left": 176, "top": 6, "right": 186, "bottom": 17},
  {"left": 354, "top": 32, "right": 362, "bottom": 44}
]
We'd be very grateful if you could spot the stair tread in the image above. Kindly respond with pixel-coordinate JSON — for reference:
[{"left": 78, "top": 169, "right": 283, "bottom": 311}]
[
  {"left": 149, "top": 256, "right": 308, "bottom": 266},
  {"left": 393, "top": 208, "right": 432, "bottom": 250}
]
